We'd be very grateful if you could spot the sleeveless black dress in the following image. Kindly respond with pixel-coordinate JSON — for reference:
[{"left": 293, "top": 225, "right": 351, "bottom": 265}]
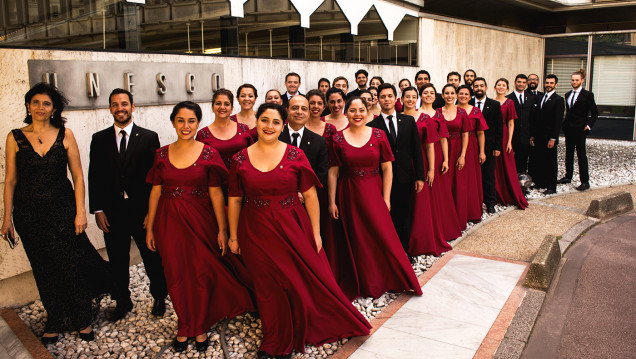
[{"left": 12, "top": 128, "right": 114, "bottom": 332}]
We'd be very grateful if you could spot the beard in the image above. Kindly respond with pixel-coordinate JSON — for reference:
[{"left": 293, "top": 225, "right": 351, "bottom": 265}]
[
  {"left": 528, "top": 82, "right": 538, "bottom": 90},
  {"left": 474, "top": 89, "right": 485, "bottom": 98}
]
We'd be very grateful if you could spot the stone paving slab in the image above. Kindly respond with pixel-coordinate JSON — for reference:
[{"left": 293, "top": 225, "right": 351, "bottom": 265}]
[
  {"left": 347, "top": 253, "right": 527, "bottom": 359},
  {"left": 454, "top": 205, "right": 586, "bottom": 262}
]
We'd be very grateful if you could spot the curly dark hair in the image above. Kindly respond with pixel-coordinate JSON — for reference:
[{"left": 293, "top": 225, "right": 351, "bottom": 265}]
[{"left": 24, "top": 82, "right": 68, "bottom": 128}]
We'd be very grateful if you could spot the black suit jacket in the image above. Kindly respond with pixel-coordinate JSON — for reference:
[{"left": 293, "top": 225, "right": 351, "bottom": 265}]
[
  {"left": 535, "top": 92, "right": 565, "bottom": 141},
  {"left": 279, "top": 126, "right": 328, "bottom": 186},
  {"left": 88, "top": 123, "right": 160, "bottom": 218},
  {"left": 563, "top": 89, "right": 599, "bottom": 130},
  {"left": 281, "top": 91, "right": 304, "bottom": 106},
  {"left": 525, "top": 89, "right": 544, "bottom": 101},
  {"left": 507, "top": 92, "right": 538, "bottom": 145},
  {"left": 470, "top": 97, "right": 503, "bottom": 152},
  {"left": 367, "top": 113, "right": 425, "bottom": 185}
]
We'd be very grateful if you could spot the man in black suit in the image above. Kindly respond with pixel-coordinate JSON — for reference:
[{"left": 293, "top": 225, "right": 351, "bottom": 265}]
[
  {"left": 281, "top": 72, "right": 303, "bottom": 106},
  {"left": 348, "top": 69, "right": 368, "bottom": 98},
  {"left": 279, "top": 95, "right": 329, "bottom": 186},
  {"left": 531, "top": 74, "right": 565, "bottom": 194},
  {"left": 558, "top": 70, "right": 598, "bottom": 191},
  {"left": 88, "top": 89, "right": 168, "bottom": 321},
  {"left": 367, "top": 83, "right": 425, "bottom": 254},
  {"left": 507, "top": 74, "right": 538, "bottom": 174},
  {"left": 470, "top": 78, "right": 503, "bottom": 213}
]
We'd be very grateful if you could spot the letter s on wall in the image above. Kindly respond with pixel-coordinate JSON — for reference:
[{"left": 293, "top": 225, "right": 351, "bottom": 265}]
[{"left": 156, "top": 73, "right": 167, "bottom": 95}]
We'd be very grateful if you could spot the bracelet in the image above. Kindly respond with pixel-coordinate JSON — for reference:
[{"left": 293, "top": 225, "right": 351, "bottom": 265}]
[{"left": 228, "top": 238, "right": 238, "bottom": 243}]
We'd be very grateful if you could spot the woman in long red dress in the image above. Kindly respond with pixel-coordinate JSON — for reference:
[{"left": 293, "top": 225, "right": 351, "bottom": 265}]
[
  {"left": 324, "top": 87, "right": 349, "bottom": 131},
  {"left": 146, "top": 102, "right": 254, "bottom": 353},
  {"left": 227, "top": 103, "right": 370, "bottom": 359},
  {"left": 231, "top": 84, "right": 257, "bottom": 129},
  {"left": 493, "top": 78, "right": 529, "bottom": 209},
  {"left": 402, "top": 86, "right": 454, "bottom": 255},
  {"left": 437, "top": 84, "right": 472, "bottom": 231},
  {"left": 458, "top": 85, "right": 489, "bottom": 222},
  {"left": 196, "top": 89, "right": 254, "bottom": 170},
  {"left": 328, "top": 97, "right": 423, "bottom": 299}
]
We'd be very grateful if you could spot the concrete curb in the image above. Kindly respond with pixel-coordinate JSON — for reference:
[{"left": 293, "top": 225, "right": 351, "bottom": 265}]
[
  {"left": 586, "top": 191, "right": 634, "bottom": 220},
  {"left": 524, "top": 235, "right": 561, "bottom": 291}
]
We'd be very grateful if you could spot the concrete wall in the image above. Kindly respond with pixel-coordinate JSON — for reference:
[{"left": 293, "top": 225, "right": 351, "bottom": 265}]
[{"left": 418, "top": 18, "right": 544, "bottom": 96}]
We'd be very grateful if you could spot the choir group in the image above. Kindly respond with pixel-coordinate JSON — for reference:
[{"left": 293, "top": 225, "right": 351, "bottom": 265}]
[{"left": 1, "top": 66, "right": 598, "bottom": 359}]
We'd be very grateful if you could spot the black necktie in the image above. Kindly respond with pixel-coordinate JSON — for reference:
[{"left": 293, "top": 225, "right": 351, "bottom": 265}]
[
  {"left": 477, "top": 101, "right": 482, "bottom": 111},
  {"left": 291, "top": 132, "right": 299, "bottom": 147},
  {"left": 387, "top": 115, "right": 397, "bottom": 142},
  {"left": 119, "top": 130, "right": 127, "bottom": 163},
  {"left": 519, "top": 94, "right": 523, "bottom": 105},
  {"left": 541, "top": 95, "right": 548, "bottom": 109}
]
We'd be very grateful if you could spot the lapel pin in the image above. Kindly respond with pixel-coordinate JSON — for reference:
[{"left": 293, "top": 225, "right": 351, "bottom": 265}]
[{"left": 307, "top": 142, "right": 310, "bottom": 145}]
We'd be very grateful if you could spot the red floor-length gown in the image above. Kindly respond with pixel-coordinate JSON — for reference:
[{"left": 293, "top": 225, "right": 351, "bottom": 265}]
[
  {"left": 465, "top": 107, "right": 489, "bottom": 222},
  {"left": 229, "top": 146, "right": 371, "bottom": 356},
  {"left": 147, "top": 145, "right": 255, "bottom": 337},
  {"left": 329, "top": 128, "right": 423, "bottom": 299},
  {"left": 409, "top": 113, "right": 452, "bottom": 256},
  {"left": 436, "top": 107, "right": 473, "bottom": 231},
  {"left": 496, "top": 99, "right": 529, "bottom": 209},
  {"left": 318, "top": 122, "right": 353, "bottom": 289},
  {"left": 430, "top": 112, "right": 464, "bottom": 241}
]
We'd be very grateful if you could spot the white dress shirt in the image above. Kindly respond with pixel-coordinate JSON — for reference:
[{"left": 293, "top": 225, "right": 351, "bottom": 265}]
[
  {"left": 287, "top": 124, "right": 305, "bottom": 146},
  {"left": 381, "top": 111, "right": 398, "bottom": 137},
  {"left": 568, "top": 88, "right": 580, "bottom": 108},
  {"left": 115, "top": 121, "right": 134, "bottom": 152},
  {"left": 514, "top": 90, "right": 525, "bottom": 104}
]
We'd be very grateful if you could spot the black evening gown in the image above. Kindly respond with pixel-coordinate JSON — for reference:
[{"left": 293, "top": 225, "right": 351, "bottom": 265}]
[{"left": 11, "top": 128, "right": 115, "bottom": 332}]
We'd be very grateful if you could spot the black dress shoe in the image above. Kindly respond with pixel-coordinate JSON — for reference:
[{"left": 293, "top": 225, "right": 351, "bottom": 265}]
[
  {"left": 41, "top": 334, "right": 59, "bottom": 345},
  {"left": 276, "top": 355, "right": 292, "bottom": 359},
  {"left": 543, "top": 189, "right": 556, "bottom": 195},
  {"left": 195, "top": 336, "right": 209, "bottom": 352},
  {"left": 151, "top": 298, "right": 166, "bottom": 317},
  {"left": 576, "top": 183, "right": 590, "bottom": 191},
  {"left": 110, "top": 300, "right": 133, "bottom": 322},
  {"left": 557, "top": 177, "right": 571, "bottom": 184},
  {"left": 172, "top": 337, "right": 189, "bottom": 352},
  {"left": 257, "top": 351, "right": 274, "bottom": 359},
  {"left": 79, "top": 329, "right": 95, "bottom": 341},
  {"left": 486, "top": 205, "right": 496, "bottom": 214}
]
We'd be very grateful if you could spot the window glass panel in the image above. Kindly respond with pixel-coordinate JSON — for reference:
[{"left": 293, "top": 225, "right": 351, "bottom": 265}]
[{"left": 592, "top": 55, "right": 636, "bottom": 106}]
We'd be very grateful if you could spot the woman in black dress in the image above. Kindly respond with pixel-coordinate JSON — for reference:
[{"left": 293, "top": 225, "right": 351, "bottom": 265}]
[{"left": 1, "top": 83, "right": 115, "bottom": 344}]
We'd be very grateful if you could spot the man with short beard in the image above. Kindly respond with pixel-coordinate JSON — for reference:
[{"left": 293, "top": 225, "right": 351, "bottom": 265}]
[
  {"left": 88, "top": 88, "right": 168, "bottom": 321},
  {"left": 531, "top": 74, "right": 565, "bottom": 194},
  {"left": 348, "top": 69, "right": 368, "bottom": 98},
  {"left": 470, "top": 78, "right": 503, "bottom": 214},
  {"left": 463, "top": 69, "right": 476, "bottom": 97},
  {"left": 526, "top": 74, "right": 543, "bottom": 98}
]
